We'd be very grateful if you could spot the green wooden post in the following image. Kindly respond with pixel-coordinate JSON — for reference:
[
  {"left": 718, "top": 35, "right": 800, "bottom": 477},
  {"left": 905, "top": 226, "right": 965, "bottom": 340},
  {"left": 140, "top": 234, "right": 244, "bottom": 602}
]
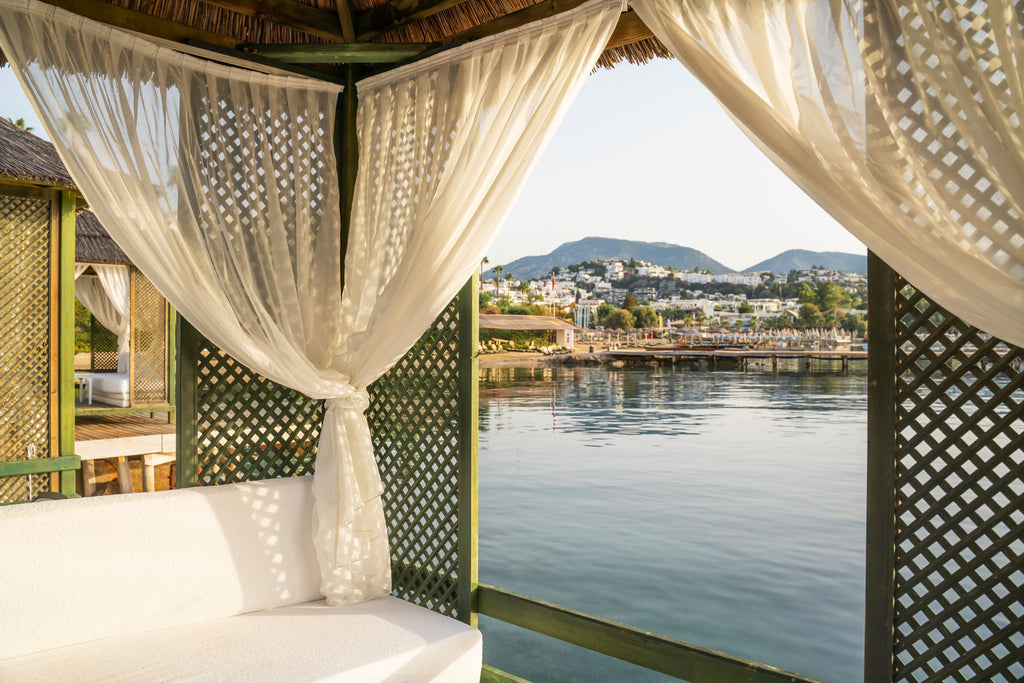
[
  {"left": 336, "top": 64, "right": 359, "bottom": 295},
  {"left": 457, "top": 275, "right": 479, "bottom": 625},
  {"left": 864, "top": 251, "right": 897, "bottom": 682},
  {"left": 175, "top": 314, "right": 199, "bottom": 488},
  {"left": 166, "top": 304, "right": 177, "bottom": 424},
  {"left": 58, "top": 191, "right": 78, "bottom": 497}
]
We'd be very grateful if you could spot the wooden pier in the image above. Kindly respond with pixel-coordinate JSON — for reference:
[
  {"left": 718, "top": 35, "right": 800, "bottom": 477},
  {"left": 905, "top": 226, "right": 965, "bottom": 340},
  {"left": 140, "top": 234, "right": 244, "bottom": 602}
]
[{"left": 606, "top": 348, "right": 868, "bottom": 371}]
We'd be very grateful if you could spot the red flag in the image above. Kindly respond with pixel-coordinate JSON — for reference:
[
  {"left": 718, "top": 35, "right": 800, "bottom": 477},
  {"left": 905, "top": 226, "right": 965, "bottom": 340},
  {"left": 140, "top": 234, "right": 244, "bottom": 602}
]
[{"left": 551, "top": 273, "right": 555, "bottom": 293}]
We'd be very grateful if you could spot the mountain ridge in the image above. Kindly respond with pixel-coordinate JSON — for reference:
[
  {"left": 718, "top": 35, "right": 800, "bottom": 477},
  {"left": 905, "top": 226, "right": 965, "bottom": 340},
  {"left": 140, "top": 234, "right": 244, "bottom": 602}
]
[
  {"left": 486, "top": 237, "right": 734, "bottom": 280},
  {"left": 741, "top": 249, "right": 866, "bottom": 275},
  {"left": 486, "top": 237, "right": 867, "bottom": 280}
]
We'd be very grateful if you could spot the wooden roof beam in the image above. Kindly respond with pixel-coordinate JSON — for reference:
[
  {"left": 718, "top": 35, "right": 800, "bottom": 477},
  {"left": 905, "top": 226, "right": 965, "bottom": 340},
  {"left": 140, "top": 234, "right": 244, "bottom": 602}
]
[
  {"left": 197, "top": 0, "right": 347, "bottom": 42},
  {"left": 353, "top": 0, "right": 474, "bottom": 41},
  {"left": 334, "top": 1, "right": 357, "bottom": 42},
  {"left": 38, "top": 0, "right": 239, "bottom": 49},
  {"left": 240, "top": 42, "right": 435, "bottom": 63}
]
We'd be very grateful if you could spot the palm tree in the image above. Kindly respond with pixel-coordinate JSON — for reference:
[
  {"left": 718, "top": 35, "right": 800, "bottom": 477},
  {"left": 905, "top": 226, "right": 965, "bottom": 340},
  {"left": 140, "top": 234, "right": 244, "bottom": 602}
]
[
  {"left": 480, "top": 256, "right": 489, "bottom": 279},
  {"left": 493, "top": 265, "right": 504, "bottom": 295}
]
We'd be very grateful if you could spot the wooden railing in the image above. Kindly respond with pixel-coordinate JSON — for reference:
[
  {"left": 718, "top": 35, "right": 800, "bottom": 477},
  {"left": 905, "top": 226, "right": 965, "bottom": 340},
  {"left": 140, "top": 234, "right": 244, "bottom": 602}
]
[
  {"left": 476, "top": 584, "right": 823, "bottom": 683},
  {"left": 0, "top": 455, "right": 80, "bottom": 503}
]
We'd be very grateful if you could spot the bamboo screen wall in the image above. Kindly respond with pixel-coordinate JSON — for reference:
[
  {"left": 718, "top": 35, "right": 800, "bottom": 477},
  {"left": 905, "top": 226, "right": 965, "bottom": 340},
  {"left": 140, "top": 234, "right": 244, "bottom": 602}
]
[
  {"left": 892, "top": 278, "right": 1024, "bottom": 682},
  {"left": 184, "top": 293, "right": 467, "bottom": 618},
  {"left": 0, "top": 186, "right": 54, "bottom": 503},
  {"left": 130, "top": 270, "right": 168, "bottom": 405}
]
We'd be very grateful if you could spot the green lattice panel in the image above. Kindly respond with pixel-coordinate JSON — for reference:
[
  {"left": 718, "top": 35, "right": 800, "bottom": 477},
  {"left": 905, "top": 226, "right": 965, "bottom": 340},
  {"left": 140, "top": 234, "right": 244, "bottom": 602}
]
[
  {"left": 893, "top": 279, "right": 1024, "bottom": 682},
  {"left": 192, "top": 296, "right": 464, "bottom": 617},
  {"left": 131, "top": 271, "right": 167, "bottom": 405},
  {"left": 368, "top": 296, "right": 462, "bottom": 618},
  {"left": 195, "top": 345, "right": 322, "bottom": 485},
  {"left": 90, "top": 314, "right": 118, "bottom": 372},
  {"left": 0, "top": 190, "right": 53, "bottom": 503}
]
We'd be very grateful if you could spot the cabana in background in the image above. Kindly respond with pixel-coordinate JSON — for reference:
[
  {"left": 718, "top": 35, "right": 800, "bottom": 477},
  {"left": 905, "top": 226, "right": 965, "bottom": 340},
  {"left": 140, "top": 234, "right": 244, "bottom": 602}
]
[
  {"left": 0, "top": 116, "right": 78, "bottom": 503},
  {"left": 76, "top": 210, "right": 174, "bottom": 411},
  {"left": 0, "top": 119, "right": 175, "bottom": 503},
  {"left": 0, "top": 1, "right": 1021, "bottom": 681}
]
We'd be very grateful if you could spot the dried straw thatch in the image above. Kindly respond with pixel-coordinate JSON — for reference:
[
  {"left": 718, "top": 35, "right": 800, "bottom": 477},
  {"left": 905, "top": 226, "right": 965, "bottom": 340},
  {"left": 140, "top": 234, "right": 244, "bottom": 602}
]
[
  {"left": 0, "top": 118, "right": 132, "bottom": 264},
  {"left": 76, "top": 210, "right": 132, "bottom": 265},
  {"left": 0, "top": 116, "right": 74, "bottom": 188},
  {"left": 0, "top": 0, "right": 667, "bottom": 71}
]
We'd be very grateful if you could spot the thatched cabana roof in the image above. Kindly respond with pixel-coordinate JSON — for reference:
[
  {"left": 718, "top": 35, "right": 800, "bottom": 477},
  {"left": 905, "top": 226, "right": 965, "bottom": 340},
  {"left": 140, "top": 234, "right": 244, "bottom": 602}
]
[
  {"left": 76, "top": 210, "right": 131, "bottom": 265},
  {"left": 0, "top": 116, "right": 75, "bottom": 189},
  {"left": 0, "top": 0, "right": 667, "bottom": 72},
  {"left": 0, "top": 118, "right": 132, "bottom": 264}
]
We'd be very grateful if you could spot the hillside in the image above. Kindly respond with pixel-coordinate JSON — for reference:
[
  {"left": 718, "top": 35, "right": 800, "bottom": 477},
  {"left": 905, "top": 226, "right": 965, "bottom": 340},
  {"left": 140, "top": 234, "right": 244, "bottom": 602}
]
[
  {"left": 742, "top": 249, "right": 866, "bottom": 275},
  {"left": 486, "top": 237, "right": 734, "bottom": 280}
]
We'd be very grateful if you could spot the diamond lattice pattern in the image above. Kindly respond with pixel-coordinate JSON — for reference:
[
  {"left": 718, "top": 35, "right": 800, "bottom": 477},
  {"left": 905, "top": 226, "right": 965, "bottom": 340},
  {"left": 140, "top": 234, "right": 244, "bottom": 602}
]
[
  {"left": 894, "top": 279, "right": 1024, "bottom": 682},
  {"left": 90, "top": 314, "right": 118, "bottom": 371},
  {"left": 131, "top": 270, "right": 167, "bottom": 405},
  {"left": 193, "top": 295, "right": 464, "bottom": 617},
  {"left": 0, "top": 190, "right": 52, "bottom": 503}
]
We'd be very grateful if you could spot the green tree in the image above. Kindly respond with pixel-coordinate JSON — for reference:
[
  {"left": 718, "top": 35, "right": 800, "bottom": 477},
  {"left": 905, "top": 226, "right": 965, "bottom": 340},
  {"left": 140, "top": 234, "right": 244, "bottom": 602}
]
[
  {"left": 798, "top": 282, "right": 818, "bottom": 305},
  {"left": 798, "top": 303, "right": 825, "bottom": 328},
  {"left": 623, "top": 292, "right": 638, "bottom": 310},
  {"left": 479, "top": 291, "right": 492, "bottom": 308},
  {"left": 738, "top": 301, "right": 754, "bottom": 314},
  {"left": 596, "top": 302, "right": 614, "bottom": 323},
  {"left": 632, "top": 305, "right": 657, "bottom": 329},
  {"left": 506, "top": 305, "right": 532, "bottom": 315},
  {"left": 493, "top": 264, "right": 504, "bottom": 294},
  {"left": 817, "top": 281, "right": 850, "bottom": 312},
  {"left": 606, "top": 308, "right": 635, "bottom": 330}
]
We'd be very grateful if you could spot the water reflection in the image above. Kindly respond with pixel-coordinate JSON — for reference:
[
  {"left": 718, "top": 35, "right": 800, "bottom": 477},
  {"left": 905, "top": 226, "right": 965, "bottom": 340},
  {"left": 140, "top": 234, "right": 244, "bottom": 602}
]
[
  {"left": 478, "top": 364, "right": 867, "bottom": 683},
  {"left": 480, "top": 365, "right": 866, "bottom": 441}
]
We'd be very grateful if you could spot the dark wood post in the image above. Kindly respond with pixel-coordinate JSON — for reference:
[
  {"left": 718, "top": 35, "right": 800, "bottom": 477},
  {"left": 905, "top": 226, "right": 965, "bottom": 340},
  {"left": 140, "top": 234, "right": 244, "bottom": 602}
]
[{"left": 864, "top": 251, "right": 897, "bottom": 682}]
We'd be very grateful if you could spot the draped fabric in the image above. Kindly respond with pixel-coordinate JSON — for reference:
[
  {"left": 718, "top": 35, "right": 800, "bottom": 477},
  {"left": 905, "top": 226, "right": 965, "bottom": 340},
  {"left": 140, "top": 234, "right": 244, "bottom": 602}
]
[
  {"left": 308, "top": 0, "right": 623, "bottom": 599},
  {"left": 0, "top": 0, "right": 622, "bottom": 604},
  {"left": 631, "top": 0, "right": 1024, "bottom": 346},
  {"left": 95, "top": 265, "right": 131, "bottom": 374},
  {"left": 75, "top": 264, "right": 131, "bottom": 374}
]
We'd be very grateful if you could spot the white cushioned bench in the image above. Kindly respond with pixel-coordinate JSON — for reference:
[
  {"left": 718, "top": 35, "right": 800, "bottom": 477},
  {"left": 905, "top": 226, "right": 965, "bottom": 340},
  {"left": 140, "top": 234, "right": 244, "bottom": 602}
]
[{"left": 0, "top": 476, "right": 481, "bottom": 682}]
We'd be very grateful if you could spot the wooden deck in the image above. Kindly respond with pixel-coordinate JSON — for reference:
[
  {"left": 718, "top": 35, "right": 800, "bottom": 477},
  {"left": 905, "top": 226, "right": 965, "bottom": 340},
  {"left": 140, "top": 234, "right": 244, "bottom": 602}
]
[
  {"left": 74, "top": 413, "right": 176, "bottom": 496},
  {"left": 75, "top": 413, "right": 174, "bottom": 442}
]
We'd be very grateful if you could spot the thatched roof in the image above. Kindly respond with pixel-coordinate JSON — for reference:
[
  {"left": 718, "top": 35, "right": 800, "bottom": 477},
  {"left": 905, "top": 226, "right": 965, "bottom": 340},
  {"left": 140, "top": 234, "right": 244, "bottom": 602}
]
[
  {"left": 76, "top": 210, "right": 132, "bottom": 265},
  {"left": 0, "top": 0, "right": 667, "bottom": 72},
  {"left": 0, "top": 118, "right": 131, "bottom": 264},
  {"left": 0, "top": 116, "right": 75, "bottom": 188}
]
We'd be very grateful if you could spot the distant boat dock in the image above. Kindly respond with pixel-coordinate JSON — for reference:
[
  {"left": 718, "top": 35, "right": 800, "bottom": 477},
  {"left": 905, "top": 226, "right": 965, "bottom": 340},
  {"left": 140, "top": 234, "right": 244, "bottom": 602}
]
[{"left": 604, "top": 347, "right": 868, "bottom": 370}]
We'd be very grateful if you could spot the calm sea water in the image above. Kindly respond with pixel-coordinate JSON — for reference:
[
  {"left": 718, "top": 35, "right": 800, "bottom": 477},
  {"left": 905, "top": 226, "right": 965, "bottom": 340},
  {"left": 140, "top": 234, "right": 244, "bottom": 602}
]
[{"left": 477, "top": 363, "right": 867, "bottom": 683}]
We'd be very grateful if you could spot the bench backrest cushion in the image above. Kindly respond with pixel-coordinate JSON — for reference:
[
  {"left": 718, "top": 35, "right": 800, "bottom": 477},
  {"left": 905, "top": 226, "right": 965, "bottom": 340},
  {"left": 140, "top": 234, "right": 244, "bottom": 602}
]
[{"left": 0, "top": 476, "right": 322, "bottom": 660}]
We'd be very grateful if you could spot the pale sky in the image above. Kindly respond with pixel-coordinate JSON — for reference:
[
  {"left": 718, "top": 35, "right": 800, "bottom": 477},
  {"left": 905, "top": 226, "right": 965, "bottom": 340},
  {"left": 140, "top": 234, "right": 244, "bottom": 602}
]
[{"left": 0, "top": 59, "right": 865, "bottom": 273}]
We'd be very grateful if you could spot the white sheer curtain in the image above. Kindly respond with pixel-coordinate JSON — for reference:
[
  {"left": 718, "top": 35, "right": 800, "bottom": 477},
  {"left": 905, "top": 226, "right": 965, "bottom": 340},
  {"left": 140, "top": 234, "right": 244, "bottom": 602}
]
[
  {"left": 75, "top": 265, "right": 131, "bottom": 373},
  {"left": 87, "top": 264, "right": 131, "bottom": 374},
  {"left": 311, "top": 0, "right": 623, "bottom": 599},
  {"left": 0, "top": 0, "right": 622, "bottom": 604},
  {"left": 632, "top": 0, "right": 1024, "bottom": 346}
]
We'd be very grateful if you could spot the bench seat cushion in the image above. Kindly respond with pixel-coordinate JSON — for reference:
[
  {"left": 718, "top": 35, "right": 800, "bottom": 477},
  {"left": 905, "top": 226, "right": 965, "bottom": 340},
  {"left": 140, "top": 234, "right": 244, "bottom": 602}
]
[{"left": 0, "top": 596, "right": 482, "bottom": 682}]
